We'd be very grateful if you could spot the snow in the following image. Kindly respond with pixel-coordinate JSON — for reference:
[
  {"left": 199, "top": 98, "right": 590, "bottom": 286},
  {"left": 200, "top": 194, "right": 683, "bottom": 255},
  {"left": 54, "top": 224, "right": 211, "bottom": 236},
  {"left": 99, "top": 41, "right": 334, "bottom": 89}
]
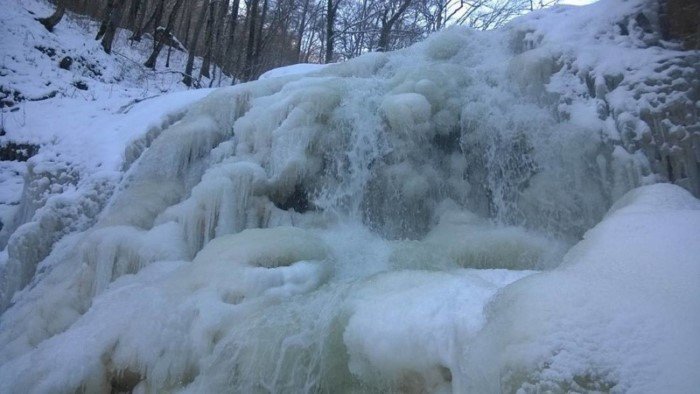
[
  {"left": 0, "top": 0, "right": 225, "bottom": 172},
  {"left": 258, "top": 63, "right": 330, "bottom": 79},
  {"left": 0, "top": 0, "right": 699, "bottom": 392},
  {"left": 0, "top": 0, "right": 223, "bottom": 310},
  {"left": 463, "top": 184, "right": 700, "bottom": 392}
]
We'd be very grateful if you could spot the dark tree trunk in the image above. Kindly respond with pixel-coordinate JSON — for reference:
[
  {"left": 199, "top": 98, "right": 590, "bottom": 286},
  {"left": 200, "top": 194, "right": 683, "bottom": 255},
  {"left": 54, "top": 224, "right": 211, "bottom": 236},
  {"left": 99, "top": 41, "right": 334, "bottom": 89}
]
[
  {"left": 213, "top": 0, "right": 230, "bottom": 63},
  {"left": 377, "top": 0, "right": 412, "bottom": 52},
  {"left": 200, "top": 0, "right": 217, "bottom": 79},
  {"left": 295, "top": 0, "right": 310, "bottom": 61},
  {"left": 127, "top": 0, "right": 141, "bottom": 30},
  {"left": 130, "top": 0, "right": 150, "bottom": 41},
  {"left": 144, "top": 0, "right": 184, "bottom": 69},
  {"left": 182, "top": 0, "right": 193, "bottom": 45},
  {"left": 253, "top": 0, "right": 269, "bottom": 70},
  {"left": 325, "top": 0, "right": 339, "bottom": 63},
  {"left": 224, "top": 0, "right": 241, "bottom": 73},
  {"left": 95, "top": 0, "right": 116, "bottom": 40},
  {"left": 183, "top": 2, "right": 209, "bottom": 86},
  {"left": 150, "top": 0, "right": 166, "bottom": 50},
  {"left": 100, "top": 0, "right": 125, "bottom": 54},
  {"left": 37, "top": 0, "right": 66, "bottom": 32},
  {"left": 243, "top": 0, "right": 260, "bottom": 81}
]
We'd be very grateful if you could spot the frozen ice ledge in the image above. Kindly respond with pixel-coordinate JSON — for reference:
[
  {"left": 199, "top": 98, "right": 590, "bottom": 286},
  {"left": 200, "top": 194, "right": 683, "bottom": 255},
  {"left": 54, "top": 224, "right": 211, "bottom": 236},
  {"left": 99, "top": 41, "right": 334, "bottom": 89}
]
[{"left": 0, "top": 0, "right": 699, "bottom": 392}]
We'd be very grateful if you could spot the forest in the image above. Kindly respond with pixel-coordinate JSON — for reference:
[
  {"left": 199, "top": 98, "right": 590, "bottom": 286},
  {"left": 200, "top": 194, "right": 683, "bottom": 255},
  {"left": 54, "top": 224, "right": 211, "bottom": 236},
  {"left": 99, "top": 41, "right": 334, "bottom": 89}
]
[{"left": 39, "top": 0, "right": 557, "bottom": 84}]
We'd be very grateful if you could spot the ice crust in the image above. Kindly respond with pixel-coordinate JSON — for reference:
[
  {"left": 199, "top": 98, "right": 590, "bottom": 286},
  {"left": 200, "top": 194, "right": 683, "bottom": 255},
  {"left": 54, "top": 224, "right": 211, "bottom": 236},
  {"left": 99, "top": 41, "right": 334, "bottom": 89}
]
[{"left": 1, "top": 0, "right": 699, "bottom": 392}]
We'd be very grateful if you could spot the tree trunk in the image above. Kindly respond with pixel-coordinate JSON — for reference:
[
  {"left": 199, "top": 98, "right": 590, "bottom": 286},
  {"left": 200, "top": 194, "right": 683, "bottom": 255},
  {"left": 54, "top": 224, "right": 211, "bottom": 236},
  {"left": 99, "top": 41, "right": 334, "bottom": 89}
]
[
  {"left": 224, "top": 0, "right": 241, "bottom": 73},
  {"left": 213, "top": 0, "right": 230, "bottom": 66},
  {"left": 100, "top": 0, "right": 125, "bottom": 54},
  {"left": 37, "top": 0, "right": 66, "bottom": 32},
  {"left": 377, "top": 23, "right": 390, "bottom": 52},
  {"left": 295, "top": 0, "right": 310, "bottom": 61},
  {"left": 377, "top": 0, "right": 412, "bottom": 52},
  {"left": 200, "top": 0, "right": 217, "bottom": 79},
  {"left": 243, "top": 0, "right": 260, "bottom": 81},
  {"left": 150, "top": 0, "right": 166, "bottom": 50},
  {"left": 127, "top": 0, "right": 141, "bottom": 30},
  {"left": 130, "top": 0, "right": 150, "bottom": 41},
  {"left": 183, "top": 2, "right": 209, "bottom": 86},
  {"left": 182, "top": 0, "right": 193, "bottom": 46},
  {"left": 95, "top": 0, "right": 116, "bottom": 40},
  {"left": 325, "top": 0, "right": 337, "bottom": 63},
  {"left": 144, "top": 0, "right": 184, "bottom": 69},
  {"left": 253, "top": 0, "right": 269, "bottom": 71}
]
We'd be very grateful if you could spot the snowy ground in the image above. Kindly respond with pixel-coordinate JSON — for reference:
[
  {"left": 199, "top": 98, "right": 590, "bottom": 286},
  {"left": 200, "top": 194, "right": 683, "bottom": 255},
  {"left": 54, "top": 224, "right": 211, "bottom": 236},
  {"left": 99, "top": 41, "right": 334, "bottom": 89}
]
[
  {"left": 0, "top": 0, "right": 698, "bottom": 393},
  {"left": 0, "top": 0, "right": 228, "bottom": 238}
]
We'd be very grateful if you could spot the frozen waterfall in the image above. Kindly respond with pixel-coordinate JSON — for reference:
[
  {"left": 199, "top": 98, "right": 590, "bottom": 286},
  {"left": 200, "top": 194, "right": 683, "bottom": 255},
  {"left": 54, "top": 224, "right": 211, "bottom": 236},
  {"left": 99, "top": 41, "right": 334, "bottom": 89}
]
[{"left": 1, "top": 0, "right": 699, "bottom": 393}]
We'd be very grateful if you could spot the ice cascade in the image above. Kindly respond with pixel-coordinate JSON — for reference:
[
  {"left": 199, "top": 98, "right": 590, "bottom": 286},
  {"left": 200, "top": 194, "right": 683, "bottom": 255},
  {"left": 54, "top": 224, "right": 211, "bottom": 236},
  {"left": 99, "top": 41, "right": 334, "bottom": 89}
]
[{"left": 1, "top": 0, "right": 699, "bottom": 393}]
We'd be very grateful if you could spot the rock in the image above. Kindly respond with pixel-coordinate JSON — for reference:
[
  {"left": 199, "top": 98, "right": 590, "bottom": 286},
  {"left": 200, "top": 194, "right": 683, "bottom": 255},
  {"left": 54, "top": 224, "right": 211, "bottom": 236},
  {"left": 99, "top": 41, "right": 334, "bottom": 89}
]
[
  {"left": 72, "top": 80, "right": 88, "bottom": 91},
  {"left": 58, "top": 56, "right": 72, "bottom": 70}
]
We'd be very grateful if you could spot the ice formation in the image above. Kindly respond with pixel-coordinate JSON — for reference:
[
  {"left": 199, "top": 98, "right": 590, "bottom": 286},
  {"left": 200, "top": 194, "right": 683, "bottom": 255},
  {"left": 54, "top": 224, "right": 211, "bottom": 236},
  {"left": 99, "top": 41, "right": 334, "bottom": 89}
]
[{"left": 1, "top": 0, "right": 699, "bottom": 392}]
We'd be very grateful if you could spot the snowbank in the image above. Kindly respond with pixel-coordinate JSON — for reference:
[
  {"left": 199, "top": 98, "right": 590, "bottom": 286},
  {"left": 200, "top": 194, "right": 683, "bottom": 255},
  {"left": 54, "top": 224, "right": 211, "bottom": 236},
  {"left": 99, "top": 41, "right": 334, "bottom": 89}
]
[
  {"left": 464, "top": 184, "right": 700, "bottom": 392},
  {"left": 258, "top": 63, "right": 330, "bottom": 79}
]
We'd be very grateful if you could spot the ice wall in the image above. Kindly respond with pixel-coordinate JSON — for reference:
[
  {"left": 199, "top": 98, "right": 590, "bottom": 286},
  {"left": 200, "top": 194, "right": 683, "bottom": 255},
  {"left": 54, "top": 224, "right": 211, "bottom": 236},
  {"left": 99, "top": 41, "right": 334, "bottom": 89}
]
[{"left": 1, "top": 0, "right": 698, "bottom": 392}]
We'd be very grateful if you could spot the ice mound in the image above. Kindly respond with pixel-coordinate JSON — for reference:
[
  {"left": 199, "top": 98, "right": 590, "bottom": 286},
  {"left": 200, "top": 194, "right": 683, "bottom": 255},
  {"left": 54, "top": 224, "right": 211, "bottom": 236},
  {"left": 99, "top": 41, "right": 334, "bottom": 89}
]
[
  {"left": 0, "top": 222, "right": 532, "bottom": 393},
  {"left": 2, "top": 185, "right": 697, "bottom": 393},
  {"left": 343, "top": 269, "right": 533, "bottom": 392},
  {"left": 463, "top": 184, "right": 700, "bottom": 392},
  {"left": 0, "top": 226, "right": 333, "bottom": 392}
]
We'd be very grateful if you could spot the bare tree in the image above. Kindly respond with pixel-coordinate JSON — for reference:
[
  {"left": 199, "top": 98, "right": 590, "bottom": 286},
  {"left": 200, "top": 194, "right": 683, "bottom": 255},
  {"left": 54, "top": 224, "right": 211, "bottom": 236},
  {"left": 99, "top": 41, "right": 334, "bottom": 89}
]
[
  {"left": 325, "top": 0, "right": 342, "bottom": 63},
  {"left": 37, "top": 0, "right": 66, "bottom": 32},
  {"left": 223, "top": 0, "right": 242, "bottom": 73},
  {"left": 144, "top": 0, "right": 184, "bottom": 68},
  {"left": 200, "top": 0, "right": 217, "bottom": 78},
  {"left": 96, "top": 0, "right": 125, "bottom": 54},
  {"left": 184, "top": 1, "right": 209, "bottom": 86},
  {"left": 126, "top": 0, "right": 142, "bottom": 30},
  {"left": 49, "top": 0, "right": 559, "bottom": 85},
  {"left": 377, "top": 0, "right": 412, "bottom": 51},
  {"left": 130, "top": 0, "right": 150, "bottom": 41},
  {"left": 243, "top": 0, "right": 261, "bottom": 81}
]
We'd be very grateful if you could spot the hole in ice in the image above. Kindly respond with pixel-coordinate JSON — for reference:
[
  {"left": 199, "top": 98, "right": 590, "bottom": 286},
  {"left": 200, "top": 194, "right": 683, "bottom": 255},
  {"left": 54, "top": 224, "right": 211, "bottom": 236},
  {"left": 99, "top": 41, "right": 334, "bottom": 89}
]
[
  {"left": 109, "top": 368, "right": 141, "bottom": 393},
  {"left": 432, "top": 128, "right": 461, "bottom": 153},
  {"left": 272, "top": 184, "right": 313, "bottom": 213},
  {"left": 439, "top": 365, "right": 452, "bottom": 383}
]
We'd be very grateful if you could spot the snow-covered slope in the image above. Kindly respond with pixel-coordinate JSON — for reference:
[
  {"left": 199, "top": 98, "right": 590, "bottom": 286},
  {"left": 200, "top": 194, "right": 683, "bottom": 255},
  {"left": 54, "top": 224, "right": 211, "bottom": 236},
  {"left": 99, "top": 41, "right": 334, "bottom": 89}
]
[
  {"left": 0, "top": 0, "right": 698, "bottom": 393},
  {"left": 0, "top": 0, "right": 226, "bottom": 306},
  {"left": 0, "top": 0, "right": 226, "bottom": 239}
]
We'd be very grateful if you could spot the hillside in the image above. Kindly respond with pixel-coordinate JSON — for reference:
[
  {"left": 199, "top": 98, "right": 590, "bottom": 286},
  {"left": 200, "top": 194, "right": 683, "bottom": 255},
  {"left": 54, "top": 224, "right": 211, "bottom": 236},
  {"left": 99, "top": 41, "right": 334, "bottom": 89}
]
[{"left": 0, "top": 0, "right": 229, "bottom": 239}]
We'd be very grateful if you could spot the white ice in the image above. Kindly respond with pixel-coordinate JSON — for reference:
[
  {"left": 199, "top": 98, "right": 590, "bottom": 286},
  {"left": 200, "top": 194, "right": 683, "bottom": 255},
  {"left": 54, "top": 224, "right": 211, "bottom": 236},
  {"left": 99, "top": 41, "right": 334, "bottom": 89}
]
[{"left": 1, "top": 0, "right": 698, "bottom": 392}]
